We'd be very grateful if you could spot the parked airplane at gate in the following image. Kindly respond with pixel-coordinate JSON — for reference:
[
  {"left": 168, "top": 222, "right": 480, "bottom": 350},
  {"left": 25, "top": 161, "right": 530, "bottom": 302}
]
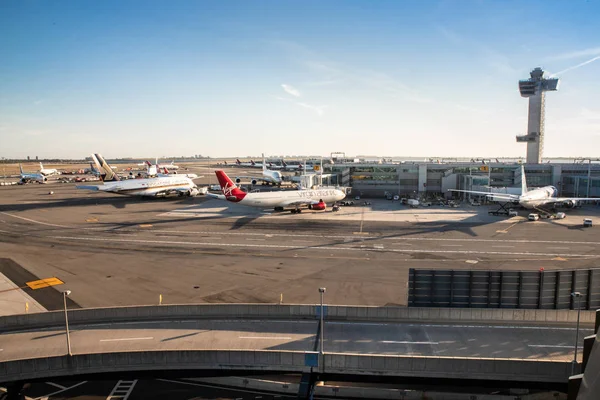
[
  {"left": 450, "top": 165, "right": 598, "bottom": 211},
  {"left": 38, "top": 163, "right": 60, "bottom": 176},
  {"left": 235, "top": 154, "right": 283, "bottom": 186},
  {"left": 281, "top": 160, "right": 304, "bottom": 171},
  {"left": 210, "top": 170, "right": 346, "bottom": 213},
  {"left": 76, "top": 154, "right": 200, "bottom": 197},
  {"left": 18, "top": 165, "right": 47, "bottom": 184}
]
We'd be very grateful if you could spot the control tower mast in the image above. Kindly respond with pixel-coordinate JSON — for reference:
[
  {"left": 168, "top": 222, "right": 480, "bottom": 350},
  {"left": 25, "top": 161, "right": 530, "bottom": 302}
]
[{"left": 516, "top": 67, "right": 559, "bottom": 164}]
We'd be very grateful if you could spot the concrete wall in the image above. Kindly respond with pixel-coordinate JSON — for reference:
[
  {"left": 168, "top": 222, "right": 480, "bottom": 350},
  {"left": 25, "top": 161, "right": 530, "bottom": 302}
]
[
  {"left": 1, "top": 304, "right": 595, "bottom": 332},
  {"left": 0, "top": 350, "right": 571, "bottom": 385}
]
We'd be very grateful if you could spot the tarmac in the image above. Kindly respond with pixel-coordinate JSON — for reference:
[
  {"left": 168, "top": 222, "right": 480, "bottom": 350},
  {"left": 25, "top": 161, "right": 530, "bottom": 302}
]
[{"left": 0, "top": 167, "right": 599, "bottom": 312}]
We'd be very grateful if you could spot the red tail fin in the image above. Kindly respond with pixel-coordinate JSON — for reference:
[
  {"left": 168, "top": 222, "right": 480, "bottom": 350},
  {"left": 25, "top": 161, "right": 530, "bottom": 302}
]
[{"left": 214, "top": 170, "right": 246, "bottom": 202}]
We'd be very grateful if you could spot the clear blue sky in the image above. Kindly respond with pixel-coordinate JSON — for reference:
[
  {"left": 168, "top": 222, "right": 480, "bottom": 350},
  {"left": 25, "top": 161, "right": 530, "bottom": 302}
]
[{"left": 1, "top": 0, "right": 599, "bottom": 159}]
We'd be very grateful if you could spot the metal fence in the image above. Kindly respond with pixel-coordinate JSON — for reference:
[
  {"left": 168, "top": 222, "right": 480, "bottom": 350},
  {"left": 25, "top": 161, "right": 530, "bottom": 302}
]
[{"left": 408, "top": 268, "right": 600, "bottom": 310}]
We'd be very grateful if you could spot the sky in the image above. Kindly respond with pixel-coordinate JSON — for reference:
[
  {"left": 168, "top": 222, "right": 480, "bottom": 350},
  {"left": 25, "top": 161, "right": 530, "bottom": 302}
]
[{"left": 1, "top": 0, "right": 599, "bottom": 159}]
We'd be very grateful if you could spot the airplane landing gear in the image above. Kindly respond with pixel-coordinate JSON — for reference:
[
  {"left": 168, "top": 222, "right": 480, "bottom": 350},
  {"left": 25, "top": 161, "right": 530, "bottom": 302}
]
[
  {"left": 291, "top": 208, "right": 302, "bottom": 214},
  {"left": 274, "top": 207, "right": 284, "bottom": 212}
]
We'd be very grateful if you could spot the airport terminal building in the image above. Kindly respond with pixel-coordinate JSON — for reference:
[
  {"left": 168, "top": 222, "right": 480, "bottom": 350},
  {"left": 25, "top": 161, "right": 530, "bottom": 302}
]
[{"left": 323, "top": 161, "right": 600, "bottom": 199}]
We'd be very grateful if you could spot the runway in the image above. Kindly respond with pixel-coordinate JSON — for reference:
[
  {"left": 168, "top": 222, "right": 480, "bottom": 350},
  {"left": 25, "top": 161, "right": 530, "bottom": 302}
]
[{"left": 1, "top": 181, "right": 599, "bottom": 309}]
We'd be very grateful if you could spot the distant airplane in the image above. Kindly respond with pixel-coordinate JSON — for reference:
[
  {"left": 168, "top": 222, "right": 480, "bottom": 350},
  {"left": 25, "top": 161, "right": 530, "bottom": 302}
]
[
  {"left": 235, "top": 154, "right": 283, "bottom": 185},
  {"left": 235, "top": 159, "right": 253, "bottom": 168},
  {"left": 158, "top": 166, "right": 199, "bottom": 180},
  {"left": 77, "top": 154, "right": 201, "bottom": 197},
  {"left": 450, "top": 165, "right": 599, "bottom": 212},
  {"left": 38, "top": 163, "right": 59, "bottom": 176},
  {"left": 18, "top": 164, "right": 47, "bottom": 184},
  {"left": 210, "top": 170, "right": 345, "bottom": 213},
  {"left": 281, "top": 160, "right": 304, "bottom": 171},
  {"left": 158, "top": 160, "right": 179, "bottom": 170}
]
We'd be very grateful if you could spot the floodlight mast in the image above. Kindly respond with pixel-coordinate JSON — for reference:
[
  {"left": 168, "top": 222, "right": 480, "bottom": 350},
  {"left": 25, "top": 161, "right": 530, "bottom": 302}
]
[{"left": 516, "top": 67, "right": 559, "bottom": 164}]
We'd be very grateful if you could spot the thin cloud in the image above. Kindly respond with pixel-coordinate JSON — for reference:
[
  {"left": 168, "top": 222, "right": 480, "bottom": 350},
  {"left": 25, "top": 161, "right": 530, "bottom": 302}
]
[
  {"left": 281, "top": 84, "right": 301, "bottom": 97},
  {"left": 551, "top": 55, "right": 600, "bottom": 76},
  {"left": 296, "top": 102, "right": 326, "bottom": 116},
  {"left": 547, "top": 47, "right": 600, "bottom": 61}
]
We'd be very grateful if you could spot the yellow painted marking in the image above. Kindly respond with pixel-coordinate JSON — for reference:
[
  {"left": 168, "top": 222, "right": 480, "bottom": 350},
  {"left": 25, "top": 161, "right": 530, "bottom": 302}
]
[
  {"left": 26, "top": 277, "right": 64, "bottom": 290},
  {"left": 552, "top": 257, "right": 568, "bottom": 261},
  {"left": 496, "top": 221, "right": 520, "bottom": 233},
  {"left": 86, "top": 217, "right": 98, "bottom": 223},
  {"left": 352, "top": 232, "right": 370, "bottom": 235},
  {"left": 139, "top": 224, "right": 153, "bottom": 228}
]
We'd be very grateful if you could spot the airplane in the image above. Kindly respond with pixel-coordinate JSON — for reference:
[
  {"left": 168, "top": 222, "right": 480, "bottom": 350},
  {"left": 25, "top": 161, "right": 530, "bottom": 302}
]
[
  {"left": 281, "top": 160, "right": 304, "bottom": 171},
  {"left": 235, "top": 159, "right": 253, "bottom": 168},
  {"left": 210, "top": 170, "right": 346, "bottom": 213},
  {"left": 235, "top": 154, "right": 283, "bottom": 186},
  {"left": 158, "top": 160, "right": 179, "bottom": 170},
  {"left": 38, "top": 163, "right": 60, "bottom": 176},
  {"left": 449, "top": 165, "right": 599, "bottom": 212},
  {"left": 18, "top": 164, "right": 47, "bottom": 184},
  {"left": 158, "top": 166, "right": 200, "bottom": 180},
  {"left": 76, "top": 154, "right": 201, "bottom": 197}
]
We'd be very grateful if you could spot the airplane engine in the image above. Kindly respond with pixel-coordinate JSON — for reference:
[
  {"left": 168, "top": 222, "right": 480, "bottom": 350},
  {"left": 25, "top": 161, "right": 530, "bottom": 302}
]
[
  {"left": 188, "top": 188, "right": 200, "bottom": 197},
  {"left": 312, "top": 200, "right": 326, "bottom": 210},
  {"left": 564, "top": 200, "right": 577, "bottom": 208},
  {"left": 42, "top": 177, "right": 48, "bottom": 182},
  {"left": 251, "top": 179, "right": 257, "bottom": 185},
  {"left": 235, "top": 178, "right": 241, "bottom": 183}
]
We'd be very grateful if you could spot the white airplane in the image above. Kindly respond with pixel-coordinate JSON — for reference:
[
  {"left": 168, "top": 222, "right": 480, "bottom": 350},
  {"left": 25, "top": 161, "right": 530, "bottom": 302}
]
[
  {"left": 18, "top": 164, "right": 47, "bottom": 184},
  {"left": 38, "top": 163, "right": 60, "bottom": 176},
  {"left": 157, "top": 166, "right": 200, "bottom": 180},
  {"left": 281, "top": 160, "right": 304, "bottom": 171},
  {"left": 450, "top": 165, "right": 599, "bottom": 211},
  {"left": 235, "top": 159, "right": 253, "bottom": 168},
  {"left": 235, "top": 154, "right": 283, "bottom": 186},
  {"left": 158, "top": 160, "right": 179, "bottom": 170},
  {"left": 76, "top": 154, "right": 201, "bottom": 197},
  {"left": 210, "top": 170, "right": 346, "bottom": 213}
]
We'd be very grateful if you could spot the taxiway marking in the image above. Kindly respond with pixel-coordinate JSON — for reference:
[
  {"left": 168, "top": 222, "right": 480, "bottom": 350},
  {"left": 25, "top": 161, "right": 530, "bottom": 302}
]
[
  {"left": 49, "top": 235, "right": 599, "bottom": 258},
  {"left": 528, "top": 344, "right": 572, "bottom": 348},
  {"left": 100, "top": 337, "right": 154, "bottom": 342},
  {"left": 381, "top": 341, "right": 438, "bottom": 345}
]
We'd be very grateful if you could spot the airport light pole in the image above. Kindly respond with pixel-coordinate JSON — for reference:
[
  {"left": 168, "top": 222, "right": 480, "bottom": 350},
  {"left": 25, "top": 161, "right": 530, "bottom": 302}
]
[
  {"left": 319, "top": 287, "right": 326, "bottom": 355},
  {"left": 63, "top": 290, "right": 72, "bottom": 356},
  {"left": 571, "top": 291, "right": 582, "bottom": 374}
]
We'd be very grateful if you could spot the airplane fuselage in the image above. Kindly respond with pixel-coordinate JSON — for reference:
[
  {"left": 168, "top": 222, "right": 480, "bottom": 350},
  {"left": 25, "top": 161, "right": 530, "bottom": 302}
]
[
  {"left": 518, "top": 186, "right": 558, "bottom": 208},
  {"left": 96, "top": 176, "right": 196, "bottom": 196},
  {"left": 233, "top": 188, "right": 345, "bottom": 207}
]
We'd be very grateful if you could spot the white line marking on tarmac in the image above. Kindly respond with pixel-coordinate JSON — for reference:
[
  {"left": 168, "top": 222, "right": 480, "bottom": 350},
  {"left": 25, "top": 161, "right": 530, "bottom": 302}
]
[
  {"left": 246, "top": 238, "right": 265, "bottom": 241},
  {"left": 381, "top": 341, "right": 438, "bottom": 345},
  {"left": 239, "top": 336, "right": 293, "bottom": 340},
  {"left": 441, "top": 245, "right": 463, "bottom": 247},
  {"left": 34, "top": 381, "right": 88, "bottom": 400},
  {"left": 45, "top": 382, "right": 66, "bottom": 390},
  {"left": 528, "top": 344, "right": 573, "bottom": 348},
  {"left": 492, "top": 245, "right": 514, "bottom": 248},
  {"left": 0, "top": 212, "right": 69, "bottom": 228},
  {"left": 100, "top": 337, "right": 153, "bottom": 342},
  {"left": 117, "top": 229, "right": 600, "bottom": 246},
  {"left": 47, "top": 235, "right": 599, "bottom": 258}
]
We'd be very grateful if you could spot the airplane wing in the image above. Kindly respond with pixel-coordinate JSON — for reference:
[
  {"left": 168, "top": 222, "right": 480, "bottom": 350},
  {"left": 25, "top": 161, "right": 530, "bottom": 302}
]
[
  {"left": 545, "top": 197, "right": 600, "bottom": 204},
  {"left": 206, "top": 193, "right": 226, "bottom": 200},
  {"left": 76, "top": 185, "right": 100, "bottom": 191},
  {"left": 448, "top": 189, "right": 519, "bottom": 201}
]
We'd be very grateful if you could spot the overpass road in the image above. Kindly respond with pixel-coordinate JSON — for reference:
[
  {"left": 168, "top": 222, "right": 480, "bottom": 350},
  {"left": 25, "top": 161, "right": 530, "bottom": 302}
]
[{"left": 0, "top": 318, "right": 591, "bottom": 363}]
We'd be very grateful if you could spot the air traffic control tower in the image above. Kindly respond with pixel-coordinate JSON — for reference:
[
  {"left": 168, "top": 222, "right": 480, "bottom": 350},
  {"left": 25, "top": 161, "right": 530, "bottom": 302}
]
[{"left": 516, "top": 67, "right": 559, "bottom": 164}]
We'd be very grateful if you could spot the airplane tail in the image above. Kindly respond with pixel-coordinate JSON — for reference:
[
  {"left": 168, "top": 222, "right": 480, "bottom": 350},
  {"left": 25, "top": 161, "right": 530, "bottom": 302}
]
[
  {"left": 251, "top": 160, "right": 256, "bottom": 166},
  {"left": 520, "top": 165, "right": 528, "bottom": 194},
  {"left": 214, "top": 170, "right": 247, "bottom": 200},
  {"left": 262, "top": 153, "right": 266, "bottom": 172},
  {"left": 39, "top": 162, "right": 44, "bottom": 171},
  {"left": 93, "top": 153, "right": 119, "bottom": 182},
  {"left": 236, "top": 159, "right": 241, "bottom": 165},
  {"left": 19, "top": 164, "right": 24, "bottom": 174},
  {"left": 282, "top": 160, "right": 287, "bottom": 167}
]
